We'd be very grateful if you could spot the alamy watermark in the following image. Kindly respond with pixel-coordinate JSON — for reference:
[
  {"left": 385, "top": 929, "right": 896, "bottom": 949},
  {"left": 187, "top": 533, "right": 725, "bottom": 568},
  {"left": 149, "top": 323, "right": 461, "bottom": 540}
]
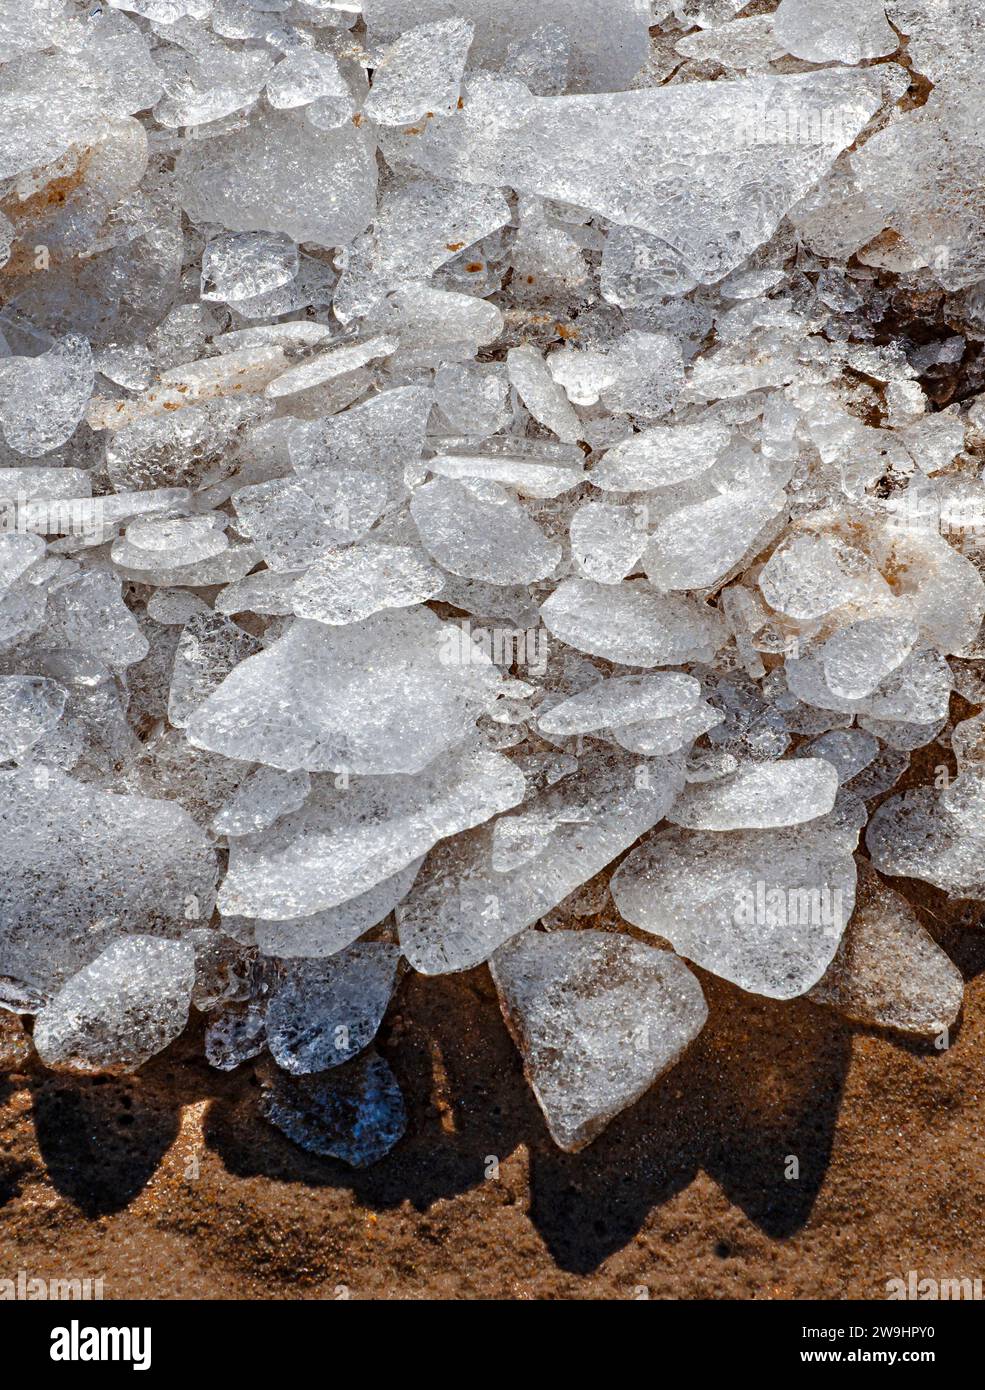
[
  {"left": 733, "top": 881, "right": 846, "bottom": 937},
  {"left": 886, "top": 1271, "right": 983, "bottom": 1300},
  {"left": 736, "top": 104, "right": 873, "bottom": 149},
  {"left": 0, "top": 1269, "right": 105, "bottom": 1300},
  {"left": 438, "top": 618, "right": 549, "bottom": 677},
  {"left": 0, "top": 491, "right": 105, "bottom": 543}
]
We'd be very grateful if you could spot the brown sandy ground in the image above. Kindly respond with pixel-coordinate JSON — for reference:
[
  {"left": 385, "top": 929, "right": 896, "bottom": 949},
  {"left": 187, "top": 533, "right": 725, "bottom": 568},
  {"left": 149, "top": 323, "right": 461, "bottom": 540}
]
[{"left": 1, "top": 865, "right": 983, "bottom": 1302}]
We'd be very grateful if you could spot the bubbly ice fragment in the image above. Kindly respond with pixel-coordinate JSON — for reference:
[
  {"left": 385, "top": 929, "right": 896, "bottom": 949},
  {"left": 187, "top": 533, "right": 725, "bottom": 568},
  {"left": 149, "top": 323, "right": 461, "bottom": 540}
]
[{"left": 491, "top": 929, "right": 707, "bottom": 1151}]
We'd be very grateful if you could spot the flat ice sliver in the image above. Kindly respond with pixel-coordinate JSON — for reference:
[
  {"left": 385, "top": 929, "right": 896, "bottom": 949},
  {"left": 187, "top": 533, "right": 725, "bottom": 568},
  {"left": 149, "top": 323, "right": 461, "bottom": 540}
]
[
  {"left": 381, "top": 67, "right": 885, "bottom": 287},
  {"left": 187, "top": 607, "right": 503, "bottom": 776}
]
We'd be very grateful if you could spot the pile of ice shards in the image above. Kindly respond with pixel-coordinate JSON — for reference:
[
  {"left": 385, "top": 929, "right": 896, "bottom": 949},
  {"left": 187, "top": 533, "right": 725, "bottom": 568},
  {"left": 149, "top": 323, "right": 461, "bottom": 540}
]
[{"left": 1, "top": 0, "right": 984, "bottom": 1163}]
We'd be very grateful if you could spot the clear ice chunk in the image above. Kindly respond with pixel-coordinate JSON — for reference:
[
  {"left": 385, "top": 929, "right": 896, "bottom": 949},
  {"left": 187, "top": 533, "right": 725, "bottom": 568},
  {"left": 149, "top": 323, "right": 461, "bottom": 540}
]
[
  {"left": 218, "top": 743, "right": 525, "bottom": 919},
  {"left": 265, "top": 942, "right": 401, "bottom": 1073},
  {"left": 33, "top": 936, "right": 196, "bottom": 1074},
  {"left": 666, "top": 757, "right": 839, "bottom": 831},
  {"left": 0, "top": 767, "right": 217, "bottom": 997},
  {"left": 397, "top": 750, "right": 684, "bottom": 973},
  {"left": 293, "top": 542, "right": 444, "bottom": 625},
  {"left": 411, "top": 478, "right": 561, "bottom": 584},
  {"left": 611, "top": 803, "right": 864, "bottom": 999},
  {"left": 808, "top": 862, "right": 963, "bottom": 1036},
  {"left": 491, "top": 929, "right": 707, "bottom": 1151},
  {"left": 188, "top": 609, "right": 503, "bottom": 775},
  {"left": 541, "top": 579, "right": 726, "bottom": 667},
  {"left": 259, "top": 1049, "right": 407, "bottom": 1167}
]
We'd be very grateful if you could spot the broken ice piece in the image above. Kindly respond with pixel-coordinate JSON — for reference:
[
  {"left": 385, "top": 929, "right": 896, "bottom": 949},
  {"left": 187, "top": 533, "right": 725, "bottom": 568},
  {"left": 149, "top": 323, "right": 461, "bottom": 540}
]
[
  {"left": 758, "top": 531, "right": 881, "bottom": 620},
  {"left": 32, "top": 936, "right": 195, "bottom": 1074},
  {"left": 259, "top": 1050, "right": 407, "bottom": 1167},
  {"left": 0, "top": 767, "right": 217, "bottom": 998},
  {"left": 168, "top": 610, "right": 263, "bottom": 729},
  {"left": 363, "top": 18, "right": 473, "bottom": 127},
  {"left": 506, "top": 345, "right": 581, "bottom": 443},
  {"left": 0, "top": 675, "right": 67, "bottom": 762},
  {"left": 176, "top": 107, "right": 377, "bottom": 248},
  {"left": 293, "top": 542, "right": 444, "bottom": 625},
  {"left": 538, "top": 672, "right": 701, "bottom": 736},
  {"left": 807, "top": 862, "right": 963, "bottom": 1037},
  {"left": 201, "top": 231, "right": 299, "bottom": 304},
  {"left": 611, "top": 701, "right": 724, "bottom": 757},
  {"left": 205, "top": 1000, "right": 267, "bottom": 1072},
  {"left": 818, "top": 615, "right": 918, "bottom": 700},
  {"left": 188, "top": 609, "right": 502, "bottom": 776},
  {"left": 590, "top": 419, "right": 730, "bottom": 491},
  {"left": 773, "top": 0, "right": 898, "bottom": 65},
  {"left": 213, "top": 766, "right": 311, "bottom": 838},
  {"left": 541, "top": 579, "right": 726, "bottom": 667},
  {"left": 363, "top": 0, "right": 650, "bottom": 95},
  {"left": 491, "top": 929, "right": 707, "bottom": 1151},
  {"left": 569, "top": 502, "right": 648, "bottom": 585},
  {"left": 611, "top": 803, "right": 863, "bottom": 999},
  {"left": 667, "top": 758, "right": 839, "bottom": 831},
  {"left": 218, "top": 744, "right": 524, "bottom": 920},
  {"left": 381, "top": 68, "right": 882, "bottom": 287},
  {"left": 0, "top": 336, "right": 94, "bottom": 458},
  {"left": 866, "top": 771, "right": 985, "bottom": 899},
  {"left": 265, "top": 942, "right": 401, "bottom": 1074},
  {"left": 643, "top": 486, "right": 786, "bottom": 592},
  {"left": 252, "top": 859, "right": 424, "bottom": 959},
  {"left": 397, "top": 750, "right": 684, "bottom": 973},
  {"left": 411, "top": 478, "right": 561, "bottom": 584}
]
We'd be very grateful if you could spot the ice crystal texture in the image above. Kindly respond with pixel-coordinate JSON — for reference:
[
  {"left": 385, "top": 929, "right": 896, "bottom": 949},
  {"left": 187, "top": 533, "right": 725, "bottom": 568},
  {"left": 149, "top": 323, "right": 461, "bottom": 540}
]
[{"left": 0, "top": 0, "right": 980, "bottom": 1164}]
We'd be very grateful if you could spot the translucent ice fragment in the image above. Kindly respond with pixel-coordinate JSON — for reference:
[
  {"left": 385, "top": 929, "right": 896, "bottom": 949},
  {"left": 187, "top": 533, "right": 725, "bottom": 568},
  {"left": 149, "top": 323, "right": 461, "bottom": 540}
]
[
  {"left": 293, "top": 542, "right": 444, "bottom": 625},
  {"left": 214, "top": 767, "right": 311, "bottom": 838},
  {"left": 176, "top": 107, "right": 377, "bottom": 248},
  {"left": 259, "top": 1050, "right": 406, "bottom": 1167},
  {"left": 538, "top": 672, "right": 701, "bottom": 736},
  {"left": 643, "top": 487, "right": 785, "bottom": 592},
  {"left": 427, "top": 449, "right": 584, "bottom": 499},
  {"left": 540, "top": 579, "right": 726, "bottom": 667},
  {"left": 265, "top": 943, "right": 400, "bottom": 1074},
  {"left": 363, "top": 0, "right": 652, "bottom": 95},
  {"left": 335, "top": 176, "right": 510, "bottom": 320},
  {"left": 168, "top": 610, "right": 263, "bottom": 729},
  {"left": 773, "top": 0, "right": 897, "bottom": 64},
  {"left": 549, "top": 332, "right": 683, "bottom": 418},
  {"left": 866, "top": 771, "right": 985, "bottom": 898},
  {"left": 201, "top": 231, "right": 299, "bottom": 303},
  {"left": 397, "top": 750, "right": 684, "bottom": 973},
  {"left": 380, "top": 68, "right": 882, "bottom": 286},
  {"left": 758, "top": 532, "right": 879, "bottom": 620},
  {"left": 33, "top": 936, "right": 195, "bottom": 1074},
  {"left": 252, "top": 860, "right": 423, "bottom": 959},
  {"left": 411, "top": 478, "right": 561, "bottom": 584},
  {"left": 569, "top": 502, "right": 648, "bottom": 584},
  {"left": 506, "top": 345, "right": 580, "bottom": 443},
  {"left": 591, "top": 419, "right": 730, "bottom": 491},
  {"left": 491, "top": 929, "right": 707, "bottom": 1151},
  {"left": 818, "top": 616, "right": 918, "bottom": 700},
  {"left": 219, "top": 744, "right": 524, "bottom": 919},
  {"left": 852, "top": 83, "right": 985, "bottom": 291},
  {"left": 363, "top": 18, "right": 473, "bottom": 126},
  {"left": 612, "top": 804, "right": 863, "bottom": 999},
  {"left": 808, "top": 862, "right": 963, "bottom": 1036},
  {"left": 0, "top": 676, "right": 67, "bottom": 763},
  {"left": 188, "top": 609, "right": 502, "bottom": 775},
  {"left": 667, "top": 758, "right": 839, "bottom": 831},
  {"left": 106, "top": 397, "right": 267, "bottom": 492},
  {"left": 0, "top": 768, "right": 217, "bottom": 997},
  {"left": 0, "top": 336, "right": 94, "bottom": 458}
]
